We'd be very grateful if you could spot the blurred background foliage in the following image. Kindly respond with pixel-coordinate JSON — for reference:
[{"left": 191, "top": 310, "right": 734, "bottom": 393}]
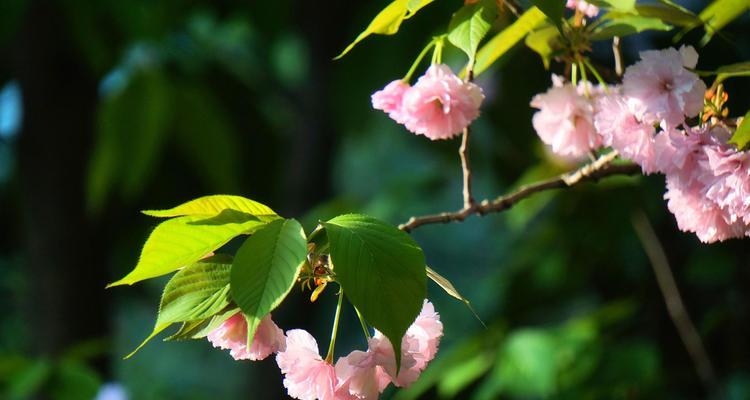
[{"left": 0, "top": 0, "right": 749, "bottom": 399}]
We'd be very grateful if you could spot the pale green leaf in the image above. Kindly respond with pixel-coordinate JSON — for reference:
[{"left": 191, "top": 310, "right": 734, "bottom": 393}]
[
  {"left": 323, "top": 214, "right": 426, "bottom": 370},
  {"left": 143, "top": 194, "right": 279, "bottom": 220},
  {"left": 524, "top": 24, "right": 560, "bottom": 69},
  {"left": 230, "top": 219, "right": 307, "bottom": 348},
  {"left": 588, "top": 0, "right": 636, "bottom": 12},
  {"left": 716, "top": 61, "right": 750, "bottom": 83},
  {"left": 591, "top": 14, "right": 672, "bottom": 40},
  {"left": 334, "top": 0, "right": 409, "bottom": 59},
  {"left": 447, "top": 0, "right": 496, "bottom": 61},
  {"left": 728, "top": 111, "right": 750, "bottom": 150},
  {"left": 530, "top": 0, "right": 565, "bottom": 28},
  {"left": 125, "top": 255, "right": 233, "bottom": 358},
  {"left": 166, "top": 307, "right": 239, "bottom": 341},
  {"left": 474, "top": 7, "right": 547, "bottom": 76},
  {"left": 427, "top": 266, "right": 484, "bottom": 327},
  {"left": 634, "top": 3, "right": 701, "bottom": 27},
  {"left": 406, "top": 0, "right": 434, "bottom": 14},
  {"left": 699, "top": 0, "right": 750, "bottom": 44},
  {"left": 108, "top": 211, "right": 268, "bottom": 287}
]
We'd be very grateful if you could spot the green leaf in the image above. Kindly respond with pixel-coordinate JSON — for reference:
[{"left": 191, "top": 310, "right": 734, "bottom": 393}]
[
  {"left": 406, "top": 0, "right": 435, "bottom": 14},
  {"left": 426, "top": 266, "right": 484, "bottom": 327},
  {"left": 143, "top": 194, "right": 279, "bottom": 220},
  {"left": 716, "top": 62, "right": 750, "bottom": 83},
  {"left": 126, "top": 255, "right": 233, "bottom": 357},
  {"left": 699, "top": 0, "right": 750, "bottom": 44},
  {"left": 166, "top": 307, "right": 240, "bottom": 341},
  {"left": 524, "top": 24, "right": 560, "bottom": 69},
  {"left": 447, "top": 0, "right": 496, "bottom": 61},
  {"left": 323, "top": 214, "right": 427, "bottom": 370},
  {"left": 108, "top": 211, "right": 268, "bottom": 287},
  {"left": 591, "top": 14, "right": 672, "bottom": 40},
  {"left": 230, "top": 219, "right": 307, "bottom": 348},
  {"left": 334, "top": 0, "right": 409, "bottom": 59},
  {"left": 87, "top": 71, "right": 171, "bottom": 214},
  {"left": 634, "top": 3, "right": 701, "bottom": 27},
  {"left": 530, "top": 0, "right": 565, "bottom": 28},
  {"left": 474, "top": 7, "right": 547, "bottom": 76},
  {"left": 728, "top": 111, "right": 750, "bottom": 150},
  {"left": 588, "top": 0, "right": 636, "bottom": 12}
]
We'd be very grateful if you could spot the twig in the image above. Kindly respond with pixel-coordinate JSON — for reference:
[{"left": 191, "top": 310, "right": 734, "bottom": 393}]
[
  {"left": 399, "top": 151, "right": 640, "bottom": 232},
  {"left": 459, "top": 127, "right": 474, "bottom": 209},
  {"left": 613, "top": 36, "right": 623, "bottom": 77},
  {"left": 631, "top": 211, "right": 717, "bottom": 392}
]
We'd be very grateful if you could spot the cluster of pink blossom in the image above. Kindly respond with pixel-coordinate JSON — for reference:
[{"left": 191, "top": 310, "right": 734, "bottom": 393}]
[
  {"left": 208, "top": 300, "right": 443, "bottom": 399},
  {"left": 372, "top": 64, "right": 484, "bottom": 141},
  {"left": 531, "top": 46, "right": 750, "bottom": 242},
  {"left": 566, "top": 0, "right": 599, "bottom": 18}
]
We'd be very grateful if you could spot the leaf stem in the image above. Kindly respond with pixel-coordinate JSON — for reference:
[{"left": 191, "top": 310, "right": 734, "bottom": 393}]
[
  {"left": 583, "top": 58, "right": 608, "bottom": 94},
  {"left": 354, "top": 306, "right": 372, "bottom": 340},
  {"left": 325, "top": 287, "right": 345, "bottom": 363},
  {"left": 571, "top": 62, "right": 578, "bottom": 86},
  {"left": 577, "top": 59, "right": 590, "bottom": 97},
  {"left": 404, "top": 39, "right": 437, "bottom": 82}
]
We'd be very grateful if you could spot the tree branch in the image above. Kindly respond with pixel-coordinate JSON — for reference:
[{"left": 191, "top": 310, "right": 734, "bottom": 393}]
[
  {"left": 631, "top": 211, "right": 717, "bottom": 392},
  {"left": 459, "top": 127, "right": 474, "bottom": 209},
  {"left": 399, "top": 151, "right": 641, "bottom": 232}
]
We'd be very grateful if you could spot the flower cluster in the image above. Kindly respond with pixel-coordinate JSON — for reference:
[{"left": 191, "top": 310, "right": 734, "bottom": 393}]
[
  {"left": 566, "top": 0, "right": 599, "bottom": 18},
  {"left": 372, "top": 64, "right": 484, "bottom": 141},
  {"left": 531, "top": 46, "right": 750, "bottom": 243},
  {"left": 208, "top": 300, "right": 443, "bottom": 400}
]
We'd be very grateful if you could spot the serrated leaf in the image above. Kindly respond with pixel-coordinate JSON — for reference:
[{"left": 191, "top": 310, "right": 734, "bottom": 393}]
[
  {"left": 474, "top": 7, "right": 547, "bottom": 76},
  {"left": 699, "top": 0, "right": 750, "bottom": 44},
  {"left": 108, "top": 211, "right": 268, "bottom": 287},
  {"left": 334, "top": 0, "right": 410, "bottom": 60},
  {"left": 230, "top": 219, "right": 307, "bottom": 349},
  {"left": 166, "top": 307, "right": 239, "bottom": 341},
  {"left": 530, "top": 0, "right": 565, "bottom": 28},
  {"left": 591, "top": 14, "right": 672, "bottom": 40},
  {"left": 143, "top": 194, "right": 279, "bottom": 220},
  {"left": 728, "top": 111, "right": 750, "bottom": 150},
  {"left": 323, "top": 214, "right": 427, "bottom": 370},
  {"left": 126, "top": 255, "right": 233, "bottom": 358},
  {"left": 524, "top": 24, "right": 560, "bottom": 69},
  {"left": 448, "top": 0, "right": 496, "bottom": 61}
]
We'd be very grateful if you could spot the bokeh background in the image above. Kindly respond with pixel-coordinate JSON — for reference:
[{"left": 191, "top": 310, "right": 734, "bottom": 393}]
[{"left": 1, "top": 0, "right": 749, "bottom": 399}]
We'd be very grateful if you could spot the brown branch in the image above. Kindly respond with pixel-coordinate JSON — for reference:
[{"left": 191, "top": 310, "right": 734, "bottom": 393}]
[
  {"left": 631, "top": 211, "right": 717, "bottom": 392},
  {"left": 613, "top": 36, "right": 623, "bottom": 77},
  {"left": 399, "top": 151, "right": 640, "bottom": 232}
]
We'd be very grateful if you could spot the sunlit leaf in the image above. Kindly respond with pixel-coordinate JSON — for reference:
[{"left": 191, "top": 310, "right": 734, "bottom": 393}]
[
  {"left": 448, "top": 0, "right": 497, "bottom": 61},
  {"left": 335, "top": 0, "right": 410, "bottom": 59},
  {"left": 530, "top": 0, "right": 565, "bottom": 28},
  {"left": 143, "top": 194, "right": 279, "bottom": 220},
  {"left": 426, "top": 266, "right": 484, "bottom": 326},
  {"left": 524, "top": 24, "right": 560, "bottom": 69},
  {"left": 230, "top": 219, "right": 307, "bottom": 348},
  {"left": 716, "top": 62, "right": 750, "bottom": 83},
  {"left": 728, "top": 111, "right": 750, "bottom": 150},
  {"left": 324, "top": 214, "right": 426, "bottom": 370},
  {"left": 406, "top": 0, "right": 435, "bottom": 14},
  {"left": 588, "top": 0, "right": 636, "bottom": 12},
  {"left": 126, "top": 255, "right": 233, "bottom": 357},
  {"left": 108, "top": 211, "right": 268, "bottom": 287},
  {"left": 634, "top": 3, "right": 701, "bottom": 27},
  {"left": 699, "top": 0, "right": 750, "bottom": 44},
  {"left": 591, "top": 14, "right": 672, "bottom": 40},
  {"left": 473, "top": 7, "right": 547, "bottom": 76}
]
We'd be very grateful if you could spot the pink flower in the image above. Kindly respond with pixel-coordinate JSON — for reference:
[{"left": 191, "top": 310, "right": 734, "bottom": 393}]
[
  {"left": 566, "top": 0, "right": 599, "bottom": 18},
  {"left": 334, "top": 350, "right": 391, "bottom": 399},
  {"left": 372, "top": 80, "right": 410, "bottom": 124},
  {"left": 400, "top": 64, "right": 484, "bottom": 140},
  {"left": 531, "top": 82, "right": 601, "bottom": 158},
  {"left": 368, "top": 300, "right": 443, "bottom": 388},
  {"left": 276, "top": 329, "right": 338, "bottom": 400},
  {"left": 664, "top": 175, "right": 748, "bottom": 243},
  {"left": 595, "top": 94, "right": 658, "bottom": 173},
  {"left": 702, "top": 142, "right": 750, "bottom": 224},
  {"left": 207, "top": 313, "right": 285, "bottom": 361},
  {"left": 623, "top": 46, "right": 707, "bottom": 128}
]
